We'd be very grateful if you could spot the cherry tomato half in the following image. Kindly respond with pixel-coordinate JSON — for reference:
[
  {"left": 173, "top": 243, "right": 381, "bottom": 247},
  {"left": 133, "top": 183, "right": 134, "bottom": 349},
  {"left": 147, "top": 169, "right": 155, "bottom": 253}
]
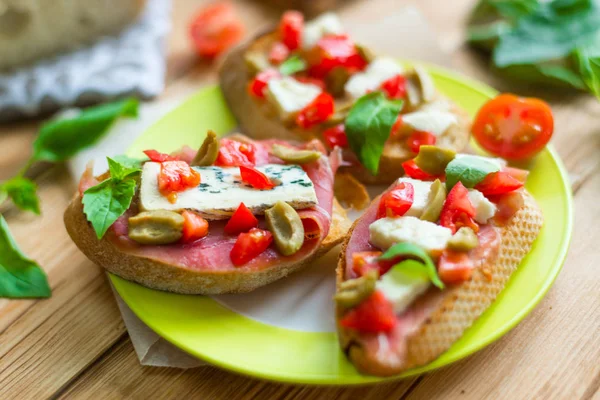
[
  {"left": 181, "top": 211, "right": 209, "bottom": 243},
  {"left": 224, "top": 202, "right": 258, "bottom": 235},
  {"left": 279, "top": 11, "right": 303, "bottom": 51},
  {"left": 406, "top": 131, "right": 436, "bottom": 154},
  {"left": 215, "top": 139, "right": 256, "bottom": 167},
  {"left": 323, "top": 124, "right": 348, "bottom": 148},
  {"left": 437, "top": 249, "right": 474, "bottom": 284},
  {"left": 240, "top": 166, "right": 275, "bottom": 189},
  {"left": 377, "top": 182, "right": 415, "bottom": 219},
  {"left": 440, "top": 182, "right": 478, "bottom": 234},
  {"left": 248, "top": 69, "right": 281, "bottom": 98},
  {"left": 472, "top": 94, "right": 554, "bottom": 161},
  {"left": 296, "top": 92, "right": 335, "bottom": 129},
  {"left": 230, "top": 228, "right": 273, "bottom": 266},
  {"left": 189, "top": 2, "right": 244, "bottom": 59},
  {"left": 339, "top": 290, "right": 396, "bottom": 333},
  {"left": 158, "top": 161, "right": 201, "bottom": 200}
]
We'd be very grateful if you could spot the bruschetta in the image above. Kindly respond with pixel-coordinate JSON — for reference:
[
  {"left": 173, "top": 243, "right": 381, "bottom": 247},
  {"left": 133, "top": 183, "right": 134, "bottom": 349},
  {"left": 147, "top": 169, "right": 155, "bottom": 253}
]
[
  {"left": 64, "top": 133, "right": 351, "bottom": 295},
  {"left": 219, "top": 11, "right": 471, "bottom": 184},
  {"left": 334, "top": 146, "right": 543, "bottom": 376}
]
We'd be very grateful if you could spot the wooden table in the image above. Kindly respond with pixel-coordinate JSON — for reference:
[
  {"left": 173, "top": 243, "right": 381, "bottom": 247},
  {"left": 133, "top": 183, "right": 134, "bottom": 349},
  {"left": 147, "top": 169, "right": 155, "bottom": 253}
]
[{"left": 1, "top": 1, "right": 598, "bottom": 398}]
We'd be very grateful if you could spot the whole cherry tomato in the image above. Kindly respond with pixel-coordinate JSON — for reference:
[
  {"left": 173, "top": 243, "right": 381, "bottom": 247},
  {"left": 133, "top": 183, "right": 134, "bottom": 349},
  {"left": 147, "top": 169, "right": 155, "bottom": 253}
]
[{"left": 189, "top": 2, "right": 244, "bottom": 58}]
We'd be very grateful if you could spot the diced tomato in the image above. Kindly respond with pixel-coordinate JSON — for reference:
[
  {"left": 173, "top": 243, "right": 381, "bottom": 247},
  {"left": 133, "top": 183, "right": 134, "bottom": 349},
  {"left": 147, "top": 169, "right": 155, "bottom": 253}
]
[
  {"left": 296, "top": 92, "right": 335, "bottom": 129},
  {"left": 440, "top": 182, "right": 478, "bottom": 234},
  {"left": 438, "top": 249, "right": 475, "bottom": 284},
  {"left": 224, "top": 203, "right": 258, "bottom": 234},
  {"left": 248, "top": 68, "right": 281, "bottom": 98},
  {"left": 323, "top": 124, "right": 348, "bottom": 148},
  {"left": 475, "top": 171, "right": 524, "bottom": 196},
  {"left": 406, "top": 131, "right": 437, "bottom": 154},
  {"left": 269, "top": 42, "right": 290, "bottom": 64},
  {"left": 143, "top": 149, "right": 179, "bottom": 163},
  {"left": 295, "top": 76, "right": 326, "bottom": 90},
  {"left": 230, "top": 228, "right": 273, "bottom": 266},
  {"left": 503, "top": 166, "right": 529, "bottom": 183},
  {"left": 240, "top": 166, "right": 275, "bottom": 189},
  {"left": 189, "top": 2, "right": 244, "bottom": 58},
  {"left": 377, "top": 182, "right": 415, "bottom": 219},
  {"left": 308, "top": 34, "right": 367, "bottom": 78},
  {"left": 489, "top": 191, "right": 524, "bottom": 226},
  {"left": 215, "top": 139, "right": 256, "bottom": 167},
  {"left": 340, "top": 291, "right": 396, "bottom": 333},
  {"left": 390, "top": 115, "right": 403, "bottom": 137},
  {"left": 158, "top": 161, "right": 201, "bottom": 200},
  {"left": 380, "top": 74, "right": 407, "bottom": 99},
  {"left": 352, "top": 251, "right": 395, "bottom": 277},
  {"left": 180, "top": 211, "right": 209, "bottom": 243},
  {"left": 279, "top": 11, "right": 303, "bottom": 50},
  {"left": 402, "top": 159, "right": 440, "bottom": 181}
]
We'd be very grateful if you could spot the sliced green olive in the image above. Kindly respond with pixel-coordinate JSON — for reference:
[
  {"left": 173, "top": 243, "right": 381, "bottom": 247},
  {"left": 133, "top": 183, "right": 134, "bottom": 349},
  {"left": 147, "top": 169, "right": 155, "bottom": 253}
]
[
  {"left": 355, "top": 44, "right": 375, "bottom": 63},
  {"left": 414, "top": 66, "right": 436, "bottom": 102},
  {"left": 192, "top": 130, "right": 220, "bottom": 166},
  {"left": 420, "top": 179, "right": 446, "bottom": 222},
  {"left": 447, "top": 227, "right": 479, "bottom": 252},
  {"left": 244, "top": 51, "right": 271, "bottom": 75},
  {"left": 327, "top": 99, "right": 353, "bottom": 124},
  {"left": 335, "top": 269, "right": 379, "bottom": 309},
  {"left": 265, "top": 201, "right": 305, "bottom": 256},
  {"left": 405, "top": 76, "right": 422, "bottom": 109},
  {"left": 414, "top": 145, "right": 456, "bottom": 175},
  {"left": 326, "top": 66, "right": 351, "bottom": 97},
  {"left": 128, "top": 210, "right": 184, "bottom": 245},
  {"left": 271, "top": 144, "right": 322, "bottom": 164}
]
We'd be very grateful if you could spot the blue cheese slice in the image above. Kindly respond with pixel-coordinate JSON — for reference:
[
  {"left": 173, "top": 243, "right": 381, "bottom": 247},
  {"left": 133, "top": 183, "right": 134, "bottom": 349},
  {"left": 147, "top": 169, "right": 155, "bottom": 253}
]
[{"left": 139, "top": 163, "right": 318, "bottom": 220}]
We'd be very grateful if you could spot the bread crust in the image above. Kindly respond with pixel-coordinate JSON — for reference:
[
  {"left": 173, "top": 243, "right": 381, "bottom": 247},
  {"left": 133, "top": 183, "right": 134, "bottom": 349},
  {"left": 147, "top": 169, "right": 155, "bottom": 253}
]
[
  {"left": 336, "top": 190, "right": 543, "bottom": 376},
  {"left": 65, "top": 195, "right": 351, "bottom": 295},
  {"left": 219, "top": 32, "right": 471, "bottom": 184}
]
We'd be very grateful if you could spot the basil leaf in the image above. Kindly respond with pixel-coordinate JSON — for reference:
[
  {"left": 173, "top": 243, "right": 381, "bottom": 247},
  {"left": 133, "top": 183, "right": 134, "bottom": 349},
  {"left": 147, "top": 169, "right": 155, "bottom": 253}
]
[
  {"left": 345, "top": 92, "right": 403, "bottom": 175},
  {"left": 279, "top": 55, "right": 307, "bottom": 75},
  {"left": 82, "top": 178, "right": 137, "bottom": 239},
  {"left": 0, "top": 215, "right": 50, "bottom": 298},
  {"left": 379, "top": 242, "right": 444, "bottom": 289},
  {"left": 574, "top": 40, "right": 600, "bottom": 97},
  {"left": 0, "top": 177, "right": 40, "bottom": 215},
  {"left": 112, "top": 154, "right": 146, "bottom": 170},
  {"left": 33, "top": 98, "right": 139, "bottom": 163},
  {"left": 107, "top": 157, "right": 141, "bottom": 180},
  {"left": 445, "top": 155, "right": 501, "bottom": 191}
]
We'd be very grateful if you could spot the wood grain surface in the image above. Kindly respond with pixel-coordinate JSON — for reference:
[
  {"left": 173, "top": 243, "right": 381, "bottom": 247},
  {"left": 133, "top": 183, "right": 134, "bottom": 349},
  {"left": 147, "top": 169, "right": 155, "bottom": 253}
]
[{"left": 0, "top": 1, "right": 598, "bottom": 399}]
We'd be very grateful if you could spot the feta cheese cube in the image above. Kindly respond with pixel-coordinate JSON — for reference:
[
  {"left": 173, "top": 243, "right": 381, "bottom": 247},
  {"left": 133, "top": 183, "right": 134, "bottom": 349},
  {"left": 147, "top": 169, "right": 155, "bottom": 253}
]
[
  {"left": 397, "top": 177, "right": 433, "bottom": 218},
  {"left": 344, "top": 58, "right": 404, "bottom": 98},
  {"left": 302, "top": 12, "right": 345, "bottom": 50},
  {"left": 467, "top": 189, "right": 497, "bottom": 224},
  {"left": 401, "top": 110, "right": 458, "bottom": 136},
  {"left": 266, "top": 77, "right": 322, "bottom": 121},
  {"left": 376, "top": 266, "right": 430, "bottom": 314},
  {"left": 369, "top": 216, "right": 452, "bottom": 255}
]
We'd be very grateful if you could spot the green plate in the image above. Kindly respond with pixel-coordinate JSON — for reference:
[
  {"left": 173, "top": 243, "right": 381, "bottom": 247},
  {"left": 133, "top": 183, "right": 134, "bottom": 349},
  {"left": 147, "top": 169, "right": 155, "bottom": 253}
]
[{"left": 111, "top": 64, "right": 573, "bottom": 385}]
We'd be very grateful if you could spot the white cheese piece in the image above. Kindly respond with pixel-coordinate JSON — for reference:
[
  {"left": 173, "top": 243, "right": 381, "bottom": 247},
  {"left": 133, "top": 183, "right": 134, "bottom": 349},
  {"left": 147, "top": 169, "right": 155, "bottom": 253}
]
[
  {"left": 397, "top": 177, "right": 433, "bottom": 218},
  {"left": 302, "top": 12, "right": 345, "bottom": 50},
  {"left": 139, "top": 162, "right": 318, "bottom": 220},
  {"left": 467, "top": 189, "right": 497, "bottom": 224},
  {"left": 344, "top": 57, "right": 404, "bottom": 98},
  {"left": 401, "top": 110, "right": 458, "bottom": 136},
  {"left": 266, "top": 77, "right": 322, "bottom": 121},
  {"left": 420, "top": 98, "right": 452, "bottom": 112},
  {"left": 369, "top": 216, "right": 452, "bottom": 255},
  {"left": 376, "top": 266, "right": 430, "bottom": 314},
  {"left": 455, "top": 154, "right": 506, "bottom": 170},
  {"left": 414, "top": 66, "right": 436, "bottom": 102}
]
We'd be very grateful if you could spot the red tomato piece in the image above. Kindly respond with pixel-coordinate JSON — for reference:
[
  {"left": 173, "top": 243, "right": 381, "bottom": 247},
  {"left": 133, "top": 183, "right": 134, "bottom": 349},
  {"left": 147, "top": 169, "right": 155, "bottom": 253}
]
[
  {"left": 143, "top": 149, "right": 179, "bottom": 163},
  {"left": 240, "top": 166, "right": 275, "bottom": 189},
  {"left": 438, "top": 249, "right": 475, "bottom": 284},
  {"left": 406, "top": 131, "right": 437, "bottom": 154},
  {"left": 352, "top": 251, "right": 395, "bottom": 277},
  {"left": 401, "top": 159, "right": 440, "bottom": 181},
  {"left": 322, "top": 124, "right": 348, "bottom": 149},
  {"left": 472, "top": 93, "right": 554, "bottom": 161},
  {"left": 489, "top": 191, "right": 524, "bottom": 226},
  {"left": 230, "top": 228, "right": 273, "bottom": 266},
  {"left": 295, "top": 76, "right": 326, "bottom": 90},
  {"left": 380, "top": 74, "right": 407, "bottom": 99},
  {"left": 377, "top": 182, "right": 415, "bottom": 219},
  {"left": 248, "top": 68, "right": 281, "bottom": 98},
  {"left": 296, "top": 92, "right": 335, "bottom": 129},
  {"left": 180, "top": 211, "right": 209, "bottom": 243},
  {"left": 268, "top": 42, "right": 289, "bottom": 64},
  {"left": 475, "top": 171, "right": 524, "bottom": 196},
  {"left": 215, "top": 139, "right": 256, "bottom": 167},
  {"left": 440, "top": 182, "right": 478, "bottom": 234},
  {"left": 279, "top": 11, "right": 303, "bottom": 50},
  {"left": 224, "top": 202, "right": 259, "bottom": 235},
  {"left": 189, "top": 2, "right": 244, "bottom": 58},
  {"left": 158, "top": 161, "right": 201, "bottom": 199},
  {"left": 502, "top": 166, "right": 529, "bottom": 183},
  {"left": 340, "top": 291, "right": 396, "bottom": 333},
  {"left": 308, "top": 34, "right": 367, "bottom": 78}
]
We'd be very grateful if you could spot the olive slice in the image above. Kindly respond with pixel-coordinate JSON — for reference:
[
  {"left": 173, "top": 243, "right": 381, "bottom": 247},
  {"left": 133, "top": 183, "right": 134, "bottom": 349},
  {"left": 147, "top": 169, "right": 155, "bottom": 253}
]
[
  {"left": 265, "top": 201, "right": 305, "bottom": 256},
  {"left": 128, "top": 210, "right": 184, "bottom": 245},
  {"left": 326, "top": 66, "right": 351, "bottom": 97},
  {"left": 355, "top": 44, "right": 375, "bottom": 63},
  {"left": 414, "top": 65, "right": 436, "bottom": 102},
  {"left": 420, "top": 179, "right": 447, "bottom": 222},
  {"left": 335, "top": 269, "right": 379, "bottom": 310},
  {"left": 244, "top": 51, "right": 271, "bottom": 75},
  {"left": 414, "top": 145, "right": 456, "bottom": 176},
  {"left": 271, "top": 144, "right": 321, "bottom": 165},
  {"left": 192, "top": 130, "right": 220, "bottom": 166},
  {"left": 447, "top": 227, "right": 479, "bottom": 252}
]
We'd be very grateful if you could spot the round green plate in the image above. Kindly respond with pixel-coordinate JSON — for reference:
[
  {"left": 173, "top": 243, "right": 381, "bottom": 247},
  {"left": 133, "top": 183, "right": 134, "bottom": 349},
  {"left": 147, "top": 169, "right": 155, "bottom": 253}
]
[{"left": 111, "top": 64, "right": 573, "bottom": 385}]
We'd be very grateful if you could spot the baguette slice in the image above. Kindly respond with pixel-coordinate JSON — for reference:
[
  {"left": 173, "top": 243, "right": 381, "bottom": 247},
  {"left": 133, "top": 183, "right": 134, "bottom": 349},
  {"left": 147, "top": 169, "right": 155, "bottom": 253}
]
[{"left": 336, "top": 190, "right": 543, "bottom": 376}]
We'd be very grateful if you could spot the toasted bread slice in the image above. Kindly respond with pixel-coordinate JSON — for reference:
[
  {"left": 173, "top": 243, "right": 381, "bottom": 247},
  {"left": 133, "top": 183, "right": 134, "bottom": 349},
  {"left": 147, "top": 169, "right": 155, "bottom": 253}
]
[{"left": 336, "top": 190, "right": 543, "bottom": 376}]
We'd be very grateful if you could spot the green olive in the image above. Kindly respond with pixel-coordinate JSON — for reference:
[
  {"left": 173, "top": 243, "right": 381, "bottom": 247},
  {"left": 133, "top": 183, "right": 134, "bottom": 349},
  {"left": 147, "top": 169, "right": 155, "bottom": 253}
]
[
  {"left": 414, "top": 66, "right": 436, "bottom": 102},
  {"left": 414, "top": 145, "right": 456, "bottom": 175},
  {"left": 327, "top": 99, "right": 353, "bottom": 125},
  {"left": 192, "top": 130, "right": 220, "bottom": 166},
  {"left": 355, "top": 44, "right": 375, "bottom": 63},
  {"left": 326, "top": 66, "right": 351, "bottom": 97},
  {"left": 128, "top": 210, "right": 184, "bottom": 245},
  {"left": 405, "top": 76, "right": 422, "bottom": 109},
  {"left": 271, "top": 144, "right": 322, "bottom": 164},
  {"left": 447, "top": 227, "right": 479, "bottom": 252},
  {"left": 244, "top": 51, "right": 271, "bottom": 75},
  {"left": 420, "top": 179, "right": 446, "bottom": 222},
  {"left": 265, "top": 201, "right": 305, "bottom": 256},
  {"left": 335, "top": 269, "right": 379, "bottom": 309}
]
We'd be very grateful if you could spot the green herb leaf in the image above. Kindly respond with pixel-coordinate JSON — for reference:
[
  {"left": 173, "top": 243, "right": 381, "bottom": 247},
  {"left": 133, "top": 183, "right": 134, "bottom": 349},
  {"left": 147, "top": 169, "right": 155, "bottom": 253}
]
[
  {"left": 112, "top": 154, "right": 146, "bottom": 170},
  {"left": 0, "top": 177, "right": 40, "bottom": 215},
  {"left": 379, "top": 242, "right": 444, "bottom": 289},
  {"left": 107, "top": 157, "right": 142, "bottom": 180},
  {"left": 0, "top": 215, "right": 50, "bottom": 298},
  {"left": 82, "top": 178, "right": 137, "bottom": 239},
  {"left": 445, "top": 155, "right": 501, "bottom": 191},
  {"left": 345, "top": 92, "right": 403, "bottom": 175},
  {"left": 32, "top": 98, "right": 139, "bottom": 163},
  {"left": 574, "top": 39, "right": 600, "bottom": 97},
  {"left": 279, "top": 55, "right": 307, "bottom": 75}
]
